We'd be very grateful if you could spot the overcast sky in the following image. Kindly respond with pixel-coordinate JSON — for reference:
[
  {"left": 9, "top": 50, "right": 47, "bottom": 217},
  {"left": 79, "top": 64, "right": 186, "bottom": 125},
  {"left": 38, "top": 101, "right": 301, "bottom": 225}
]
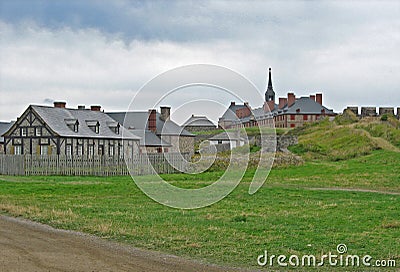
[{"left": 1, "top": 0, "right": 399, "bottom": 124}]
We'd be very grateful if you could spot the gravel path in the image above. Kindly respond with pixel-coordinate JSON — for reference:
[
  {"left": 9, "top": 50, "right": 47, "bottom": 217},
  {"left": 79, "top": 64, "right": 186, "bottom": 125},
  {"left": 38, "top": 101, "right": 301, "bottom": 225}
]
[{"left": 0, "top": 215, "right": 241, "bottom": 272}]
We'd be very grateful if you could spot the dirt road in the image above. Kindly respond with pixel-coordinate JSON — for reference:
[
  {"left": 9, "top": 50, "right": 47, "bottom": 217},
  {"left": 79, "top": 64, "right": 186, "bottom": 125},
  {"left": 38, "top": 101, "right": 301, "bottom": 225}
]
[{"left": 0, "top": 215, "right": 240, "bottom": 272}]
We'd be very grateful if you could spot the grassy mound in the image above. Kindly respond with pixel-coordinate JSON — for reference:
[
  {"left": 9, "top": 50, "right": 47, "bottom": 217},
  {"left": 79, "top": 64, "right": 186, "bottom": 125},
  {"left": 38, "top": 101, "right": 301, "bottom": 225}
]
[{"left": 287, "top": 116, "right": 400, "bottom": 161}]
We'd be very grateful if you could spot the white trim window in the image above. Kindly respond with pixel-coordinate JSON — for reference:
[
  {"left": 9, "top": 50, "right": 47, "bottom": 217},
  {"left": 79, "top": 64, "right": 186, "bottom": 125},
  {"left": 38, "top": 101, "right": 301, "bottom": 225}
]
[
  {"left": 88, "top": 145, "right": 94, "bottom": 158},
  {"left": 66, "top": 144, "right": 72, "bottom": 157},
  {"left": 109, "top": 145, "right": 114, "bottom": 157},
  {"left": 40, "top": 145, "right": 48, "bottom": 156},
  {"left": 14, "top": 145, "right": 22, "bottom": 155},
  {"left": 77, "top": 145, "right": 83, "bottom": 156}
]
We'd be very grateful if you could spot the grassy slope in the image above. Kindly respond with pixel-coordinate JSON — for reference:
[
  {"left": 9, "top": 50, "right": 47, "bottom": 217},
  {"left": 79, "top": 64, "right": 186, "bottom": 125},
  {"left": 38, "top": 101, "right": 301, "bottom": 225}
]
[
  {"left": 0, "top": 150, "right": 399, "bottom": 269},
  {"left": 0, "top": 118, "right": 399, "bottom": 269},
  {"left": 289, "top": 115, "right": 400, "bottom": 161}
]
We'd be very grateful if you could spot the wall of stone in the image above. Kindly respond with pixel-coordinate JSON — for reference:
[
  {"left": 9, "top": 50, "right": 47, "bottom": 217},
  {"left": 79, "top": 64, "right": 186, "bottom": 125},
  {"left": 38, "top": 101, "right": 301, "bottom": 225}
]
[
  {"left": 379, "top": 107, "right": 395, "bottom": 116},
  {"left": 184, "top": 125, "right": 216, "bottom": 132},
  {"left": 253, "top": 134, "right": 298, "bottom": 152}
]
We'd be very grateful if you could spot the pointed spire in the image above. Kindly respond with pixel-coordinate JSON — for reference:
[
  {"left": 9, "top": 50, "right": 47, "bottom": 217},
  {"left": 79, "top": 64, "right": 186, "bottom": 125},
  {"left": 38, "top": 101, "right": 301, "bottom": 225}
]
[
  {"left": 267, "top": 67, "right": 273, "bottom": 91},
  {"left": 265, "top": 67, "right": 275, "bottom": 102}
]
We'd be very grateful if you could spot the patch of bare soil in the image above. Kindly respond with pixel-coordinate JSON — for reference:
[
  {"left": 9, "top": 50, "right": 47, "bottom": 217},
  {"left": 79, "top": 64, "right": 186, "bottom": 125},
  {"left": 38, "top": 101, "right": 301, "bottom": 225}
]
[{"left": 0, "top": 215, "right": 244, "bottom": 272}]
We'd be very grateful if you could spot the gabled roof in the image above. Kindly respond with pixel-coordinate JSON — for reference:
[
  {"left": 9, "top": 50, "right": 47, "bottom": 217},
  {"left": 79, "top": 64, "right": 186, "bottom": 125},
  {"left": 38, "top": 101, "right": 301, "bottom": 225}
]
[
  {"left": 0, "top": 121, "right": 14, "bottom": 142},
  {"left": 12, "top": 105, "right": 141, "bottom": 140},
  {"left": 182, "top": 115, "right": 216, "bottom": 127},
  {"left": 106, "top": 112, "right": 194, "bottom": 137},
  {"left": 220, "top": 104, "right": 247, "bottom": 121},
  {"left": 282, "top": 97, "right": 335, "bottom": 114},
  {"left": 130, "top": 129, "right": 172, "bottom": 147}
]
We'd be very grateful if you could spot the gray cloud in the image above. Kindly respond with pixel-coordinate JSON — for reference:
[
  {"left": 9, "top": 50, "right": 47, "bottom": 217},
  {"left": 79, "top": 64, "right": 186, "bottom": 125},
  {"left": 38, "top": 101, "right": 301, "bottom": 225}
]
[{"left": 0, "top": 1, "right": 399, "bottom": 122}]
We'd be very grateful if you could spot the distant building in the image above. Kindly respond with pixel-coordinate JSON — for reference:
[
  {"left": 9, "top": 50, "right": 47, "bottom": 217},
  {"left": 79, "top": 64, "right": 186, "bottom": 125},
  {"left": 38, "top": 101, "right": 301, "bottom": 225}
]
[
  {"left": 218, "top": 68, "right": 336, "bottom": 129},
  {"left": 182, "top": 115, "right": 216, "bottom": 132},
  {"left": 107, "top": 107, "right": 195, "bottom": 154},
  {"left": 2, "top": 102, "right": 140, "bottom": 157},
  {"left": 209, "top": 131, "right": 246, "bottom": 150},
  {"left": 0, "top": 121, "right": 14, "bottom": 154}
]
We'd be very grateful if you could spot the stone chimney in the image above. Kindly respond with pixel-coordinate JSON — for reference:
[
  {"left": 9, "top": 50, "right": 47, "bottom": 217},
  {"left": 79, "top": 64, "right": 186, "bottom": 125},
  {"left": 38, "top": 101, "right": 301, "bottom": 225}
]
[
  {"left": 90, "top": 105, "right": 101, "bottom": 111},
  {"left": 316, "top": 93, "right": 322, "bottom": 105},
  {"left": 148, "top": 109, "right": 157, "bottom": 132},
  {"left": 160, "top": 106, "right": 171, "bottom": 121},
  {"left": 54, "top": 101, "right": 66, "bottom": 108},
  {"left": 310, "top": 95, "right": 316, "bottom": 101},
  {"left": 287, "top": 93, "right": 295, "bottom": 107},
  {"left": 279, "top": 98, "right": 287, "bottom": 109}
]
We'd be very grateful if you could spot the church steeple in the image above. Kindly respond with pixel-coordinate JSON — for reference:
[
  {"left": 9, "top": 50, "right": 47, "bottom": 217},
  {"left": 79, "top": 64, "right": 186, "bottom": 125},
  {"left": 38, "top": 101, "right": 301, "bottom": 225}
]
[{"left": 265, "top": 67, "right": 275, "bottom": 102}]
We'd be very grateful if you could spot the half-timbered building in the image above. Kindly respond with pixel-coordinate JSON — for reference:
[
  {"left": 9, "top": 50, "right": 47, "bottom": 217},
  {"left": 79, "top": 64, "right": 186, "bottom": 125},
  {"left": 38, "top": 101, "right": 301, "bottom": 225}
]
[{"left": 2, "top": 102, "right": 140, "bottom": 157}]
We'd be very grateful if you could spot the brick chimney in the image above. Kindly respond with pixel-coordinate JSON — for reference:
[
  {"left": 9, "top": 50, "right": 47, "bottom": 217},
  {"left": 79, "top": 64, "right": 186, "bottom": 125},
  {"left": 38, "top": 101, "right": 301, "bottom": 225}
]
[
  {"left": 287, "top": 93, "right": 296, "bottom": 107},
  {"left": 148, "top": 109, "right": 157, "bottom": 133},
  {"left": 160, "top": 106, "right": 170, "bottom": 121},
  {"left": 78, "top": 105, "right": 85, "bottom": 110},
  {"left": 316, "top": 93, "right": 322, "bottom": 105},
  {"left": 279, "top": 98, "right": 287, "bottom": 109},
  {"left": 90, "top": 105, "right": 101, "bottom": 111},
  {"left": 310, "top": 95, "right": 316, "bottom": 101},
  {"left": 230, "top": 101, "right": 235, "bottom": 106},
  {"left": 54, "top": 101, "right": 66, "bottom": 108}
]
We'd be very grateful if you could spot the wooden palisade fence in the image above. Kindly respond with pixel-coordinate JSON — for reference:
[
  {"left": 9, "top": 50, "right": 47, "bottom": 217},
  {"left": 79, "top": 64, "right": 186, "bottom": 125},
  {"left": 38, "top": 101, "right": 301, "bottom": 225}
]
[{"left": 0, "top": 153, "right": 190, "bottom": 176}]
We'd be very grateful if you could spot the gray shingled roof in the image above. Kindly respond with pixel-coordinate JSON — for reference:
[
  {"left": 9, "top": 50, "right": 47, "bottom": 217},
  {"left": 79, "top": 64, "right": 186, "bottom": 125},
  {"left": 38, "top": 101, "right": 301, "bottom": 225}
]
[
  {"left": 282, "top": 97, "right": 334, "bottom": 114},
  {"left": 130, "top": 129, "right": 172, "bottom": 147},
  {"left": 220, "top": 104, "right": 247, "bottom": 121},
  {"left": 106, "top": 112, "right": 194, "bottom": 137},
  {"left": 182, "top": 115, "right": 216, "bottom": 127},
  {"left": 0, "top": 121, "right": 14, "bottom": 142},
  {"left": 28, "top": 105, "right": 140, "bottom": 140}
]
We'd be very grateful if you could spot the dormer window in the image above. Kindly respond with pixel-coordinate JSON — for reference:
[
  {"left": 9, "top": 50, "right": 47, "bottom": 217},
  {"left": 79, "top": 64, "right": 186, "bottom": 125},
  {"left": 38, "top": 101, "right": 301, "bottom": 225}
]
[
  {"left": 65, "top": 119, "right": 79, "bottom": 132},
  {"left": 107, "top": 121, "right": 120, "bottom": 134},
  {"left": 86, "top": 120, "right": 100, "bottom": 134}
]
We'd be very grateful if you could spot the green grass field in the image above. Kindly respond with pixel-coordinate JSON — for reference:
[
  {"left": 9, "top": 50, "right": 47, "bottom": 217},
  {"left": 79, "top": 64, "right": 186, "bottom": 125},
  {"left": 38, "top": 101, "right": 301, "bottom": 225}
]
[{"left": 0, "top": 149, "right": 399, "bottom": 270}]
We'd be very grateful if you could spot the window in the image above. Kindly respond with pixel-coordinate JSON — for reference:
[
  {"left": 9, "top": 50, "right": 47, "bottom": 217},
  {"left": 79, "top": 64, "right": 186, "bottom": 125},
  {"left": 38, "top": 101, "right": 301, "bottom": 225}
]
[
  {"left": 21, "top": 128, "right": 27, "bottom": 137},
  {"left": 157, "top": 147, "right": 162, "bottom": 153},
  {"left": 65, "top": 119, "right": 79, "bottom": 132},
  {"left": 66, "top": 144, "right": 72, "bottom": 157},
  {"left": 109, "top": 145, "right": 114, "bottom": 156},
  {"left": 303, "top": 115, "right": 308, "bottom": 121},
  {"left": 86, "top": 120, "right": 100, "bottom": 134},
  {"left": 35, "top": 127, "right": 42, "bottom": 136},
  {"left": 14, "top": 145, "right": 22, "bottom": 155},
  {"left": 98, "top": 145, "right": 104, "bottom": 156},
  {"left": 290, "top": 123, "right": 295, "bottom": 128},
  {"left": 118, "top": 145, "right": 124, "bottom": 158},
  {"left": 40, "top": 145, "right": 48, "bottom": 155},
  {"left": 290, "top": 115, "right": 295, "bottom": 121},
  {"left": 88, "top": 145, "right": 94, "bottom": 158},
  {"left": 77, "top": 145, "right": 83, "bottom": 156}
]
